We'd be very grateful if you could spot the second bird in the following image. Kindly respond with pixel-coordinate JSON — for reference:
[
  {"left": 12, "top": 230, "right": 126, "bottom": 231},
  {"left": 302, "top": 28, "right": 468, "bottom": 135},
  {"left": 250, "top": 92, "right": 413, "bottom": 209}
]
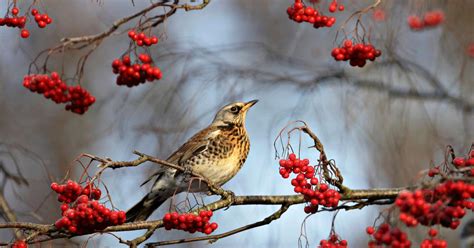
[{"left": 126, "top": 100, "right": 258, "bottom": 222}]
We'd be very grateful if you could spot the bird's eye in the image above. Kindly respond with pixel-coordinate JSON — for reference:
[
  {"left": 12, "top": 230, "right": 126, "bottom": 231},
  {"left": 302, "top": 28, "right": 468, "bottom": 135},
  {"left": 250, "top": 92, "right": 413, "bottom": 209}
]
[{"left": 230, "top": 106, "right": 239, "bottom": 113}]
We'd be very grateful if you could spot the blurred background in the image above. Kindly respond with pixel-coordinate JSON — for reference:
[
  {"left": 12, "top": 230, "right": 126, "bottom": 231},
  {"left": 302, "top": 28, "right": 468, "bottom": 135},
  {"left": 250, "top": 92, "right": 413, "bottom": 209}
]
[{"left": 0, "top": 0, "right": 473, "bottom": 247}]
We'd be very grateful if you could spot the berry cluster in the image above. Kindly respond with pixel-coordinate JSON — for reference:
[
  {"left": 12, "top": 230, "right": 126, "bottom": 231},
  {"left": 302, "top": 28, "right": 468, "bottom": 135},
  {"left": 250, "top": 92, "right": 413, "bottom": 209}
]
[
  {"left": 278, "top": 153, "right": 341, "bottom": 214},
  {"left": 331, "top": 40, "right": 382, "bottom": 67},
  {"left": 128, "top": 30, "right": 159, "bottom": 47},
  {"left": 51, "top": 180, "right": 125, "bottom": 234},
  {"left": 286, "top": 0, "right": 340, "bottom": 28},
  {"left": 111, "top": 54, "right": 163, "bottom": 87},
  {"left": 0, "top": 7, "right": 26, "bottom": 28},
  {"left": 51, "top": 180, "right": 101, "bottom": 203},
  {"left": 31, "top": 9, "right": 53, "bottom": 28},
  {"left": 318, "top": 234, "right": 348, "bottom": 248},
  {"left": 395, "top": 180, "right": 474, "bottom": 229},
  {"left": 163, "top": 210, "right": 218, "bottom": 235},
  {"left": 0, "top": 6, "right": 53, "bottom": 39},
  {"left": 407, "top": 10, "right": 444, "bottom": 31},
  {"left": 420, "top": 229, "right": 447, "bottom": 248},
  {"left": 66, "top": 86, "right": 96, "bottom": 114},
  {"left": 366, "top": 223, "right": 411, "bottom": 247},
  {"left": 23, "top": 73, "right": 95, "bottom": 114},
  {"left": 12, "top": 240, "right": 28, "bottom": 248}
]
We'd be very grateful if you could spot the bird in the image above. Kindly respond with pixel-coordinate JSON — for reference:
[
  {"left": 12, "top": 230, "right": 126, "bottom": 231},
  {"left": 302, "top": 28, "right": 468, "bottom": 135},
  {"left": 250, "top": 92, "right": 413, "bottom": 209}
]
[{"left": 125, "top": 100, "right": 258, "bottom": 222}]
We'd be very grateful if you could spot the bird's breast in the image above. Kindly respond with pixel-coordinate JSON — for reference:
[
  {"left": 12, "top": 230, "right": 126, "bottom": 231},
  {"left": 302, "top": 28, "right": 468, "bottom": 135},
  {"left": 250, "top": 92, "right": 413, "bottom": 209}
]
[{"left": 193, "top": 130, "right": 249, "bottom": 186}]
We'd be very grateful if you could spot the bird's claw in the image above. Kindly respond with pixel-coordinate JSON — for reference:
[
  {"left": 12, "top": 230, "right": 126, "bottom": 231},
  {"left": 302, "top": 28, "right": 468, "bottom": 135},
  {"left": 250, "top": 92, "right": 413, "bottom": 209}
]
[{"left": 222, "top": 190, "right": 235, "bottom": 209}]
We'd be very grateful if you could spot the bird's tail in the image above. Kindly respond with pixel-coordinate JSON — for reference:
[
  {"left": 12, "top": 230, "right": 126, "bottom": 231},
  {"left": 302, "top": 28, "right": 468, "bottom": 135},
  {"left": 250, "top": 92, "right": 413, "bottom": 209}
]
[{"left": 125, "top": 192, "right": 170, "bottom": 222}]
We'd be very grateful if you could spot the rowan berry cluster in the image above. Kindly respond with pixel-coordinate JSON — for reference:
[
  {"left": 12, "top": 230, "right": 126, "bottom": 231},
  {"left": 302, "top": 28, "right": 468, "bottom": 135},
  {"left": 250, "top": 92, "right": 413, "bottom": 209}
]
[
  {"left": 51, "top": 180, "right": 101, "bottom": 203},
  {"left": 366, "top": 223, "right": 411, "bottom": 247},
  {"left": 128, "top": 30, "right": 159, "bottom": 47},
  {"left": 318, "top": 234, "right": 348, "bottom": 248},
  {"left": 51, "top": 180, "right": 126, "bottom": 234},
  {"left": 407, "top": 10, "right": 444, "bottom": 31},
  {"left": 31, "top": 9, "right": 53, "bottom": 28},
  {"left": 12, "top": 240, "right": 28, "bottom": 248},
  {"left": 0, "top": 7, "right": 26, "bottom": 29},
  {"left": 286, "top": 0, "right": 341, "bottom": 28},
  {"left": 395, "top": 180, "right": 474, "bottom": 229},
  {"left": 0, "top": 6, "right": 53, "bottom": 39},
  {"left": 331, "top": 40, "right": 382, "bottom": 67},
  {"left": 23, "top": 73, "right": 95, "bottom": 114},
  {"left": 66, "top": 86, "right": 96, "bottom": 114},
  {"left": 278, "top": 153, "right": 341, "bottom": 214},
  {"left": 0, "top": 6, "right": 28, "bottom": 38},
  {"left": 163, "top": 210, "right": 218, "bottom": 235},
  {"left": 420, "top": 229, "right": 447, "bottom": 248},
  {"left": 111, "top": 54, "right": 163, "bottom": 87}
]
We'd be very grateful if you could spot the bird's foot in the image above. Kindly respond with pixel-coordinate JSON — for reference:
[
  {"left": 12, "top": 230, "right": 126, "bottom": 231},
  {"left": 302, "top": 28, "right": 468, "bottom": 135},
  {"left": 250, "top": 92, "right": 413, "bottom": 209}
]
[{"left": 222, "top": 190, "right": 235, "bottom": 209}]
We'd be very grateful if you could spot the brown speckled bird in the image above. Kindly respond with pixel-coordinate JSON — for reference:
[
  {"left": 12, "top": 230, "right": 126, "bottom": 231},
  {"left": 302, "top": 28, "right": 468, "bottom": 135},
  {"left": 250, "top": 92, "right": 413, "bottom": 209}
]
[{"left": 126, "top": 100, "right": 258, "bottom": 222}]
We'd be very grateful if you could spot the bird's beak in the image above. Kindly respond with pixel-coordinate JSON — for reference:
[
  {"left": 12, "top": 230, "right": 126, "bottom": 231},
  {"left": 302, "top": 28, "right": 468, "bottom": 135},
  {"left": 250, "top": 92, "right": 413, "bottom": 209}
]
[{"left": 243, "top": 99, "right": 258, "bottom": 111}]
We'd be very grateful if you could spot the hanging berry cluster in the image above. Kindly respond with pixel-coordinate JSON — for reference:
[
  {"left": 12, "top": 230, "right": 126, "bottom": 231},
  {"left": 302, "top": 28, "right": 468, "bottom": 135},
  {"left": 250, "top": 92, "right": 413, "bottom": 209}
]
[
  {"left": 51, "top": 180, "right": 102, "bottom": 203},
  {"left": 286, "top": 0, "right": 344, "bottom": 28},
  {"left": 0, "top": 7, "right": 26, "bottom": 28},
  {"left": 407, "top": 10, "right": 444, "bottom": 31},
  {"left": 278, "top": 153, "right": 341, "bottom": 214},
  {"left": 22, "top": 72, "right": 95, "bottom": 114},
  {"left": 66, "top": 86, "right": 96, "bottom": 114},
  {"left": 128, "top": 30, "right": 159, "bottom": 47},
  {"left": 51, "top": 180, "right": 126, "bottom": 234},
  {"left": 331, "top": 40, "right": 382, "bottom": 67},
  {"left": 0, "top": 6, "right": 53, "bottom": 39},
  {"left": 163, "top": 210, "right": 219, "bottom": 235},
  {"left": 420, "top": 229, "right": 447, "bottom": 248},
  {"left": 395, "top": 180, "right": 474, "bottom": 229},
  {"left": 366, "top": 223, "right": 412, "bottom": 247},
  {"left": 318, "top": 234, "right": 348, "bottom": 248},
  {"left": 111, "top": 54, "right": 163, "bottom": 87},
  {"left": 31, "top": 9, "right": 53, "bottom": 28}
]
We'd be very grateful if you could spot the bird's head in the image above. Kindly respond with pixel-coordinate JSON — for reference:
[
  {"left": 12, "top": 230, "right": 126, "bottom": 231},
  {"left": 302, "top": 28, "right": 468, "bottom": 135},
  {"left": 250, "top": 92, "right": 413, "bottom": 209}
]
[{"left": 211, "top": 100, "right": 258, "bottom": 127}]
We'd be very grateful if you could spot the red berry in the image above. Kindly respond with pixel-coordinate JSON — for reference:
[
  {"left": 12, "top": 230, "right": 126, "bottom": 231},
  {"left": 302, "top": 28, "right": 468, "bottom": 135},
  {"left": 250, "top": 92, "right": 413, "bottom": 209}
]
[
  {"left": 453, "top": 157, "right": 466, "bottom": 167},
  {"left": 428, "top": 228, "right": 438, "bottom": 237},
  {"left": 11, "top": 7, "right": 19, "bottom": 16}
]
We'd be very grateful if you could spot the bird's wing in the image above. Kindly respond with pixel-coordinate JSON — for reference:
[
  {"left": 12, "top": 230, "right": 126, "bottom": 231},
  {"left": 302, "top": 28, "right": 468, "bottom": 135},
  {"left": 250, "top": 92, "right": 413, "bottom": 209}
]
[
  {"left": 166, "top": 125, "right": 218, "bottom": 165},
  {"left": 140, "top": 126, "right": 218, "bottom": 186}
]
